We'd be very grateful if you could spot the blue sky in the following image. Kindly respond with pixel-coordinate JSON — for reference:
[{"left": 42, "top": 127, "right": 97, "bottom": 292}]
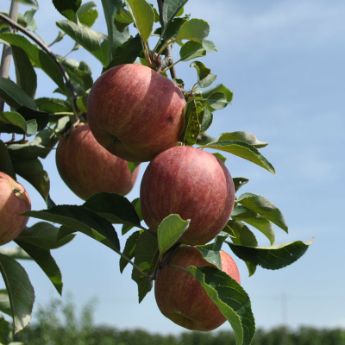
[{"left": 1, "top": 0, "right": 345, "bottom": 333}]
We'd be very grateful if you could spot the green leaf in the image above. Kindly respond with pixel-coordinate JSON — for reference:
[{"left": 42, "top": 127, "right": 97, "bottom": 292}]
[
  {"left": 0, "top": 254, "right": 34, "bottom": 333},
  {"left": 233, "top": 177, "right": 249, "bottom": 192},
  {"left": 0, "top": 33, "right": 65, "bottom": 90},
  {"left": 231, "top": 205, "right": 275, "bottom": 244},
  {"left": 204, "top": 141, "right": 275, "bottom": 174},
  {"left": 132, "top": 231, "right": 158, "bottom": 303},
  {"left": 119, "top": 230, "right": 142, "bottom": 273},
  {"left": 84, "top": 193, "right": 141, "bottom": 226},
  {"left": 181, "top": 99, "right": 202, "bottom": 145},
  {"left": 225, "top": 220, "right": 258, "bottom": 247},
  {"left": 0, "top": 112, "right": 26, "bottom": 134},
  {"left": 19, "top": 8, "right": 37, "bottom": 31},
  {"left": 35, "top": 97, "right": 71, "bottom": 113},
  {"left": 101, "top": 0, "right": 131, "bottom": 61},
  {"left": 176, "top": 19, "right": 210, "bottom": 42},
  {"left": 56, "top": 20, "right": 109, "bottom": 66},
  {"left": 187, "top": 266, "right": 255, "bottom": 345},
  {"left": 227, "top": 241, "right": 311, "bottom": 270},
  {"left": 0, "top": 77, "right": 37, "bottom": 110},
  {"left": 17, "top": 222, "right": 74, "bottom": 250},
  {"left": 161, "top": 0, "right": 188, "bottom": 29},
  {"left": 237, "top": 193, "right": 288, "bottom": 232},
  {"left": 179, "top": 41, "right": 206, "bottom": 61},
  {"left": 77, "top": 2, "right": 98, "bottom": 27},
  {"left": 196, "top": 246, "right": 222, "bottom": 270},
  {"left": 12, "top": 158, "right": 50, "bottom": 201},
  {"left": 0, "top": 247, "right": 31, "bottom": 261},
  {"left": 203, "top": 84, "right": 233, "bottom": 110},
  {"left": 0, "top": 141, "right": 15, "bottom": 178},
  {"left": 28, "top": 205, "right": 120, "bottom": 251},
  {"left": 52, "top": 0, "right": 81, "bottom": 21},
  {"left": 0, "top": 290, "right": 11, "bottom": 317},
  {"left": 125, "top": 0, "right": 154, "bottom": 42},
  {"left": 12, "top": 46, "right": 37, "bottom": 99},
  {"left": 219, "top": 132, "right": 268, "bottom": 148},
  {"left": 17, "top": 0, "right": 38, "bottom": 7},
  {"left": 121, "top": 198, "right": 143, "bottom": 235},
  {"left": 191, "top": 61, "right": 216, "bottom": 88},
  {"left": 15, "top": 240, "right": 63, "bottom": 295},
  {"left": 106, "top": 35, "right": 142, "bottom": 69},
  {"left": 157, "top": 214, "right": 190, "bottom": 255}
]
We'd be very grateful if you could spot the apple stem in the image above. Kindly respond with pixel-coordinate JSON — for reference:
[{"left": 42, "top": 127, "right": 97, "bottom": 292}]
[
  {"left": 157, "top": 0, "right": 177, "bottom": 80},
  {"left": 0, "top": 0, "right": 19, "bottom": 113},
  {"left": 0, "top": 12, "right": 79, "bottom": 116}
]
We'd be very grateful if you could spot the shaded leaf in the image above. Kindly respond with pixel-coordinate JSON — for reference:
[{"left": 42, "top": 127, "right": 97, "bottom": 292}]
[
  {"left": 161, "top": 0, "right": 188, "bottom": 29},
  {"left": 120, "top": 230, "right": 142, "bottom": 273},
  {"left": 233, "top": 177, "right": 249, "bottom": 192},
  {"left": 191, "top": 61, "right": 216, "bottom": 88},
  {"left": 204, "top": 84, "right": 232, "bottom": 110},
  {"left": 0, "top": 140, "right": 15, "bottom": 178},
  {"left": 219, "top": 132, "right": 268, "bottom": 148},
  {"left": 0, "top": 254, "right": 34, "bottom": 333},
  {"left": 180, "top": 41, "right": 206, "bottom": 61},
  {"left": 52, "top": 0, "right": 81, "bottom": 21}
]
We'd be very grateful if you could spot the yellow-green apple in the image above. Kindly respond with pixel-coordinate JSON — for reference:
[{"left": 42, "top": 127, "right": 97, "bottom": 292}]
[
  {"left": 87, "top": 64, "right": 186, "bottom": 162},
  {"left": 0, "top": 172, "right": 31, "bottom": 245},
  {"left": 155, "top": 246, "right": 240, "bottom": 331},
  {"left": 140, "top": 146, "right": 235, "bottom": 245},
  {"left": 56, "top": 124, "right": 139, "bottom": 200}
]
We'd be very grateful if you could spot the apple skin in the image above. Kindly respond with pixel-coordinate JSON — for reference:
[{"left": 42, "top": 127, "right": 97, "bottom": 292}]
[
  {"left": 140, "top": 146, "right": 235, "bottom": 245},
  {"left": 155, "top": 246, "right": 240, "bottom": 331},
  {"left": 87, "top": 64, "right": 186, "bottom": 162},
  {"left": 56, "top": 124, "right": 139, "bottom": 200},
  {"left": 0, "top": 172, "right": 31, "bottom": 245}
]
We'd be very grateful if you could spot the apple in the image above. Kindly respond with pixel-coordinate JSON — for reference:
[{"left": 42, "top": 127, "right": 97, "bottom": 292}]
[
  {"left": 140, "top": 146, "right": 235, "bottom": 245},
  {"left": 0, "top": 172, "right": 31, "bottom": 245},
  {"left": 87, "top": 64, "right": 186, "bottom": 162},
  {"left": 155, "top": 246, "right": 240, "bottom": 331},
  {"left": 56, "top": 124, "right": 139, "bottom": 200}
]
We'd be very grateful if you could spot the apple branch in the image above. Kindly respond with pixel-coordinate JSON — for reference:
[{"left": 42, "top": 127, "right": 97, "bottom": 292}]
[
  {"left": 157, "top": 0, "right": 177, "bottom": 80},
  {"left": 0, "top": 12, "right": 79, "bottom": 115}
]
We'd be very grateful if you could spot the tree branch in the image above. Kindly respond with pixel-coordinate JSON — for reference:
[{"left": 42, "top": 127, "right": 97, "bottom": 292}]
[
  {"left": 0, "top": 12, "right": 79, "bottom": 114},
  {"left": 0, "top": 0, "right": 19, "bottom": 112},
  {"left": 157, "top": 0, "right": 177, "bottom": 80}
]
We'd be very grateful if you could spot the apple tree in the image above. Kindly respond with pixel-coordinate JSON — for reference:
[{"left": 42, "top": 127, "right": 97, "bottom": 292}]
[{"left": 0, "top": 0, "right": 310, "bottom": 344}]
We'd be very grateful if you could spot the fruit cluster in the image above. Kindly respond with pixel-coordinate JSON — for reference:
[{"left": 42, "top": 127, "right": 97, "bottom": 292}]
[{"left": 60, "top": 63, "right": 239, "bottom": 331}]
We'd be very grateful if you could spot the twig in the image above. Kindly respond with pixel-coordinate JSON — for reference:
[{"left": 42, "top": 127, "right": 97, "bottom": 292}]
[
  {"left": 0, "top": 0, "right": 19, "bottom": 112},
  {"left": 0, "top": 12, "right": 79, "bottom": 114},
  {"left": 157, "top": 0, "right": 177, "bottom": 79}
]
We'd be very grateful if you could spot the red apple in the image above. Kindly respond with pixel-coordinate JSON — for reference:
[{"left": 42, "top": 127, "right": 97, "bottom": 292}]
[
  {"left": 155, "top": 246, "right": 240, "bottom": 331},
  {"left": 140, "top": 146, "right": 235, "bottom": 245},
  {"left": 87, "top": 64, "right": 186, "bottom": 162},
  {"left": 56, "top": 124, "right": 139, "bottom": 200},
  {"left": 0, "top": 172, "right": 31, "bottom": 245}
]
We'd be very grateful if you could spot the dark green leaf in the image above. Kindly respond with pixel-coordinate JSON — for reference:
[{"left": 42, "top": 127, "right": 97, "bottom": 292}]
[
  {"left": 119, "top": 230, "right": 142, "bottom": 273},
  {"left": 125, "top": 0, "right": 154, "bottom": 42},
  {"left": 187, "top": 266, "right": 255, "bottom": 345},
  {"left": 231, "top": 205, "right": 275, "bottom": 244},
  {"left": 181, "top": 99, "right": 201, "bottom": 145},
  {"left": 0, "top": 290, "right": 11, "bottom": 317},
  {"left": 179, "top": 41, "right": 206, "bottom": 61},
  {"left": 52, "top": 0, "right": 81, "bottom": 21},
  {"left": 224, "top": 220, "right": 258, "bottom": 247},
  {"left": 77, "top": 2, "right": 98, "bottom": 27},
  {"left": 56, "top": 20, "right": 109, "bottom": 66},
  {"left": 0, "top": 111, "right": 26, "bottom": 134},
  {"left": 0, "top": 140, "right": 15, "bottom": 178},
  {"left": 196, "top": 246, "right": 222, "bottom": 269},
  {"left": 132, "top": 231, "right": 158, "bottom": 303},
  {"left": 84, "top": 193, "right": 141, "bottom": 226},
  {"left": 176, "top": 19, "right": 210, "bottom": 42},
  {"left": 204, "top": 141, "right": 275, "bottom": 174},
  {"left": 0, "top": 77, "right": 37, "bottom": 110},
  {"left": 0, "top": 33, "right": 65, "bottom": 90},
  {"left": 237, "top": 193, "right": 287, "bottom": 232},
  {"left": 106, "top": 35, "right": 142, "bottom": 69},
  {"left": 35, "top": 97, "right": 71, "bottom": 113},
  {"left": 15, "top": 240, "right": 63, "bottom": 294},
  {"left": 12, "top": 46, "right": 37, "bottom": 99},
  {"left": 122, "top": 198, "right": 143, "bottom": 235},
  {"left": 17, "top": 222, "right": 74, "bottom": 250},
  {"left": 162, "top": 0, "right": 188, "bottom": 29},
  {"left": 219, "top": 132, "right": 268, "bottom": 148},
  {"left": 227, "top": 241, "right": 311, "bottom": 270},
  {"left": 233, "top": 177, "right": 249, "bottom": 192},
  {"left": 17, "top": 0, "right": 38, "bottom": 7},
  {"left": 28, "top": 205, "right": 120, "bottom": 251},
  {"left": 157, "top": 214, "right": 190, "bottom": 255},
  {"left": 204, "top": 84, "right": 233, "bottom": 110},
  {"left": 0, "top": 254, "right": 34, "bottom": 333},
  {"left": 12, "top": 158, "right": 49, "bottom": 201}
]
